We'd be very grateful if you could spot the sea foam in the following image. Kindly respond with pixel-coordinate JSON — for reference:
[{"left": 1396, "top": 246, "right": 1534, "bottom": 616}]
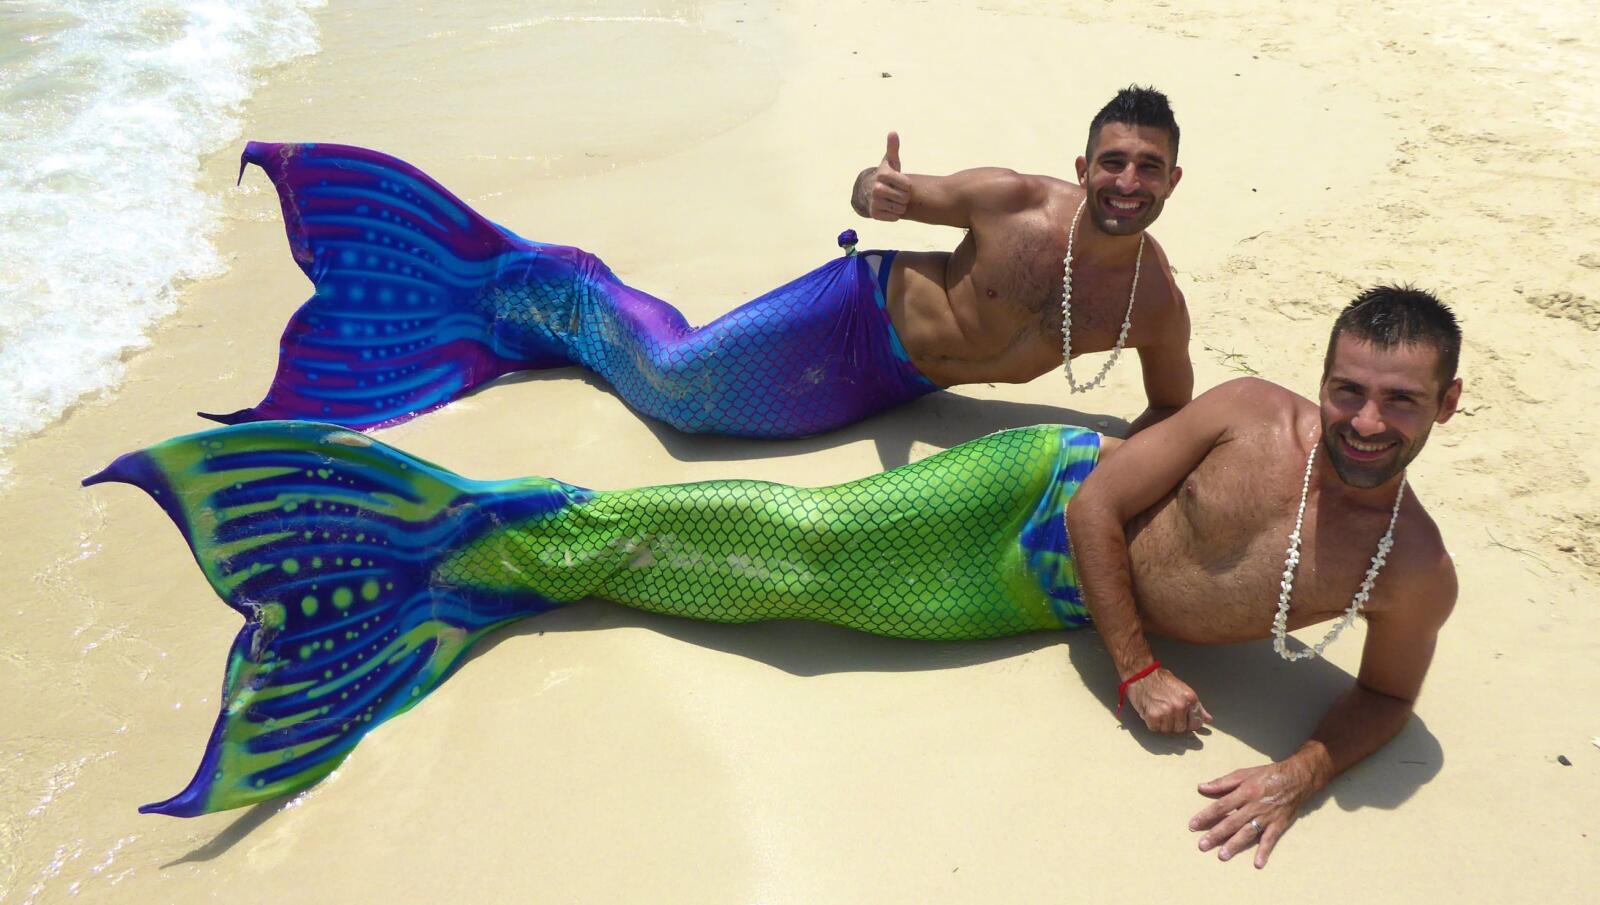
[{"left": 0, "top": 0, "right": 326, "bottom": 481}]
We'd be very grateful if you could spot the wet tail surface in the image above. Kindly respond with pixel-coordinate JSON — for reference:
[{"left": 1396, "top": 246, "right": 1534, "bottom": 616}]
[
  {"left": 87, "top": 422, "right": 1096, "bottom": 815},
  {"left": 204, "top": 142, "right": 575, "bottom": 430},
  {"left": 214, "top": 142, "right": 937, "bottom": 438},
  {"left": 85, "top": 422, "right": 574, "bottom": 815}
]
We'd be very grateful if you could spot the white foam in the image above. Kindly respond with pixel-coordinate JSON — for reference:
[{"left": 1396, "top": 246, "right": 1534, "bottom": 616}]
[{"left": 0, "top": 0, "right": 326, "bottom": 479}]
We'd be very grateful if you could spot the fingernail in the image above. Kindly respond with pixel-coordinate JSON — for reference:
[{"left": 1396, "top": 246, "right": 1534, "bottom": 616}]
[
  {"left": 1187, "top": 820, "right": 1197, "bottom": 831},
  {"left": 1219, "top": 850, "right": 1231, "bottom": 861},
  {"left": 1198, "top": 839, "right": 1210, "bottom": 851}
]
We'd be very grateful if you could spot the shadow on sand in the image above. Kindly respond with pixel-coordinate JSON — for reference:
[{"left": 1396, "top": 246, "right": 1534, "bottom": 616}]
[
  {"left": 472, "top": 602, "right": 1442, "bottom": 821},
  {"left": 169, "top": 603, "right": 1441, "bottom": 863},
  {"left": 478, "top": 368, "right": 1131, "bottom": 470},
  {"left": 162, "top": 799, "right": 285, "bottom": 867}
]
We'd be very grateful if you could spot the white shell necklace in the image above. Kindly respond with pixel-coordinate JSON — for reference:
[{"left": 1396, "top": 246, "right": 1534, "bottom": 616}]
[
  {"left": 1061, "top": 196, "right": 1145, "bottom": 393},
  {"left": 1273, "top": 435, "right": 1407, "bottom": 661}
]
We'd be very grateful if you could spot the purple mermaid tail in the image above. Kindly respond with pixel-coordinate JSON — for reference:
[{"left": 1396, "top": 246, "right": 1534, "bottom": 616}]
[{"left": 205, "top": 142, "right": 937, "bottom": 438}]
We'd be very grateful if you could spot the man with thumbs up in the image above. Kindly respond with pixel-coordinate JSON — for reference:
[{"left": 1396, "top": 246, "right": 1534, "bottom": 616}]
[
  {"left": 217, "top": 88, "right": 1191, "bottom": 441},
  {"left": 850, "top": 85, "right": 1192, "bottom": 435}
]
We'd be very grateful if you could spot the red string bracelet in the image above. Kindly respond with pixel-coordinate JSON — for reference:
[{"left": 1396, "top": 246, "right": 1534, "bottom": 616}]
[{"left": 1116, "top": 660, "right": 1162, "bottom": 715}]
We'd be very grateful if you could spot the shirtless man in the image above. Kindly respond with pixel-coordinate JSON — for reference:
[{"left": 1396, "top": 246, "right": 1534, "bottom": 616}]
[
  {"left": 1071, "top": 284, "right": 1463, "bottom": 867},
  {"left": 853, "top": 85, "right": 1192, "bottom": 435},
  {"left": 213, "top": 87, "right": 1190, "bottom": 438},
  {"left": 101, "top": 287, "right": 1460, "bottom": 850}
]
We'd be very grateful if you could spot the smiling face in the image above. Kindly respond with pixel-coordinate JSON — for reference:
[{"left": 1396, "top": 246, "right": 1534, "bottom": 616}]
[
  {"left": 1075, "top": 122, "right": 1182, "bottom": 236},
  {"left": 1319, "top": 335, "right": 1462, "bottom": 489}
]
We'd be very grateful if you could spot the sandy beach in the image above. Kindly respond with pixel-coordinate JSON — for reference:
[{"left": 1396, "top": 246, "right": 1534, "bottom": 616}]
[{"left": 3, "top": 0, "right": 1597, "bottom": 901}]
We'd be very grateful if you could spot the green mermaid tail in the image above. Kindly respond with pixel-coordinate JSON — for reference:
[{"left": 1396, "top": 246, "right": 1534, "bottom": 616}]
[{"left": 86, "top": 422, "right": 1099, "bottom": 816}]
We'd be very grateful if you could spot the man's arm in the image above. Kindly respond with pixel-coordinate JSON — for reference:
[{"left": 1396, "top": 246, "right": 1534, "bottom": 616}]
[
  {"left": 1190, "top": 550, "right": 1458, "bottom": 868},
  {"left": 1126, "top": 286, "right": 1194, "bottom": 436},
  {"left": 851, "top": 131, "right": 1034, "bottom": 228},
  {"left": 1067, "top": 379, "right": 1271, "bottom": 730}
]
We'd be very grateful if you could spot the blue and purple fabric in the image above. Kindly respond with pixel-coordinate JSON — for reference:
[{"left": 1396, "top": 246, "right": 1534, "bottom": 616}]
[{"left": 203, "top": 142, "right": 939, "bottom": 439}]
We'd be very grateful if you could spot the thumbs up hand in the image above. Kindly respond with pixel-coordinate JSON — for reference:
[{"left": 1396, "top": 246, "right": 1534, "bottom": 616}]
[{"left": 865, "top": 131, "right": 912, "bottom": 221}]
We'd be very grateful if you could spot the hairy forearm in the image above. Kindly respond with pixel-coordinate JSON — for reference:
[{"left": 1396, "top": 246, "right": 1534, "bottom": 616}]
[
  {"left": 1288, "top": 683, "right": 1416, "bottom": 789},
  {"left": 1066, "top": 502, "right": 1153, "bottom": 677}
]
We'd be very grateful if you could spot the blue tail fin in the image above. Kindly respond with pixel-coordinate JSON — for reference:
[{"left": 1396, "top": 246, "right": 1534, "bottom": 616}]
[
  {"left": 203, "top": 142, "right": 580, "bottom": 430},
  {"left": 84, "top": 421, "right": 584, "bottom": 816}
]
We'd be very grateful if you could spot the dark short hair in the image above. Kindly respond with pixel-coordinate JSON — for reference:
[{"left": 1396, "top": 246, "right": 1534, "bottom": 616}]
[
  {"left": 1323, "top": 285, "right": 1462, "bottom": 389},
  {"left": 1087, "top": 85, "right": 1180, "bottom": 162}
]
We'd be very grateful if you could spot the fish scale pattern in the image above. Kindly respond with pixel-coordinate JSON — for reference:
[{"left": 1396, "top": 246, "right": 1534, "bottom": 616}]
[
  {"left": 91, "top": 421, "right": 1098, "bottom": 817},
  {"left": 442, "top": 424, "right": 1102, "bottom": 640},
  {"left": 209, "top": 141, "right": 937, "bottom": 438}
]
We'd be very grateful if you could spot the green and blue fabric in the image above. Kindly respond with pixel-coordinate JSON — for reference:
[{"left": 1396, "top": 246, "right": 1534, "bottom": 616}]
[{"left": 86, "top": 422, "right": 1100, "bottom": 816}]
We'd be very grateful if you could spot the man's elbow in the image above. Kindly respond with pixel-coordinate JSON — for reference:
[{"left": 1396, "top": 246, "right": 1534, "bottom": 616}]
[
  {"left": 1136, "top": 363, "right": 1193, "bottom": 414},
  {"left": 1065, "top": 480, "right": 1130, "bottom": 543},
  {"left": 1125, "top": 403, "right": 1182, "bottom": 436},
  {"left": 1145, "top": 371, "right": 1194, "bottom": 410},
  {"left": 1353, "top": 680, "right": 1420, "bottom": 711}
]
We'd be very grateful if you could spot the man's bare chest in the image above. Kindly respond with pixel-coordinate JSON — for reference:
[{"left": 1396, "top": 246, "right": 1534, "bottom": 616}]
[
  {"left": 1127, "top": 450, "right": 1395, "bottom": 641},
  {"left": 963, "top": 228, "right": 1063, "bottom": 319},
  {"left": 960, "top": 231, "right": 1153, "bottom": 353}
]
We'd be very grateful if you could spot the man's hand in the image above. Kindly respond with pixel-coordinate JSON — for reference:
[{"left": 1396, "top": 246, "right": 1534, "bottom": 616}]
[
  {"left": 1125, "top": 667, "right": 1212, "bottom": 733},
  {"left": 860, "top": 132, "right": 911, "bottom": 221},
  {"left": 1189, "top": 759, "right": 1323, "bottom": 868}
]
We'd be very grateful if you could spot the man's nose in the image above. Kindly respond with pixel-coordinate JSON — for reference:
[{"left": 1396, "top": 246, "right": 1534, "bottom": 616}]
[
  {"left": 1352, "top": 400, "right": 1386, "bottom": 435},
  {"left": 1115, "top": 169, "right": 1140, "bottom": 193}
]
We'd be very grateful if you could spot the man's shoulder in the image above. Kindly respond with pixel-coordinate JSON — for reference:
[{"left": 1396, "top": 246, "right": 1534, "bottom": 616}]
[
  {"left": 1147, "top": 377, "right": 1302, "bottom": 447},
  {"left": 1198, "top": 376, "right": 1304, "bottom": 412},
  {"left": 962, "top": 168, "right": 1051, "bottom": 205},
  {"left": 1357, "top": 481, "right": 1457, "bottom": 633},
  {"left": 1142, "top": 230, "right": 1173, "bottom": 267},
  {"left": 1000, "top": 171, "right": 1086, "bottom": 210},
  {"left": 1134, "top": 237, "right": 1187, "bottom": 316},
  {"left": 1387, "top": 491, "right": 1458, "bottom": 617},
  {"left": 1020, "top": 171, "right": 1079, "bottom": 193}
]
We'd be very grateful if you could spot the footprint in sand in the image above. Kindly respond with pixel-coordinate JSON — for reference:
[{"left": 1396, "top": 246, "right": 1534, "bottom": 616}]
[
  {"left": 1526, "top": 291, "right": 1599, "bottom": 332},
  {"left": 1542, "top": 510, "right": 1600, "bottom": 574}
]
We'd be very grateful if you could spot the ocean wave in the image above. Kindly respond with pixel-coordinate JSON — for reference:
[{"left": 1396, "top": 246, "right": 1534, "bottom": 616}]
[{"left": 0, "top": 0, "right": 327, "bottom": 479}]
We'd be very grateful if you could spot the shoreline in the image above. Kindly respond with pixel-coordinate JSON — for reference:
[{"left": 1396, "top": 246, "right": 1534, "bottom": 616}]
[{"left": 3, "top": 1, "right": 1597, "bottom": 902}]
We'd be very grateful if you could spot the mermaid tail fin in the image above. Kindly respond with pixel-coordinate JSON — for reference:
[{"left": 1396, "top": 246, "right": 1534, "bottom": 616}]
[
  {"left": 203, "top": 142, "right": 580, "bottom": 429},
  {"left": 84, "top": 421, "right": 582, "bottom": 816}
]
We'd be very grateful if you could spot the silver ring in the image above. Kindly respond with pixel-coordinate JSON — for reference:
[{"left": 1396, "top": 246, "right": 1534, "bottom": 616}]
[{"left": 1248, "top": 818, "right": 1262, "bottom": 834}]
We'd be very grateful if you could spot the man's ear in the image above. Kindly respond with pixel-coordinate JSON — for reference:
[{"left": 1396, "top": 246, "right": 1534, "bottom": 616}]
[
  {"left": 1435, "top": 378, "right": 1463, "bottom": 424},
  {"left": 1075, "top": 155, "right": 1088, "bottom": 184},
  {"left": 1167, "top": 165, "right": 1183, "bottom": 194}
]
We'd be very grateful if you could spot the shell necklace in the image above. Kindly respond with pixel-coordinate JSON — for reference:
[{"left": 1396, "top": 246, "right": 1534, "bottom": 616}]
[
  {"left": 1273, "top": 435, "right": 1406, "bottom": 661},
  {"left": 1061, "top": 196, "right": 1144, "bottom": 393}
]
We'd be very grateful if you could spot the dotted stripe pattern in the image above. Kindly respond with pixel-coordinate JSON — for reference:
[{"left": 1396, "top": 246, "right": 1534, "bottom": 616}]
[
  {"left": 89, "top": 422, "right": 577, "bottom": 816},
  {"left": 214, "top": 142, "right": 936, "bottom": 438},
  {"left": 93, "top": 422, "right": 1097, "bottom": 816}
]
